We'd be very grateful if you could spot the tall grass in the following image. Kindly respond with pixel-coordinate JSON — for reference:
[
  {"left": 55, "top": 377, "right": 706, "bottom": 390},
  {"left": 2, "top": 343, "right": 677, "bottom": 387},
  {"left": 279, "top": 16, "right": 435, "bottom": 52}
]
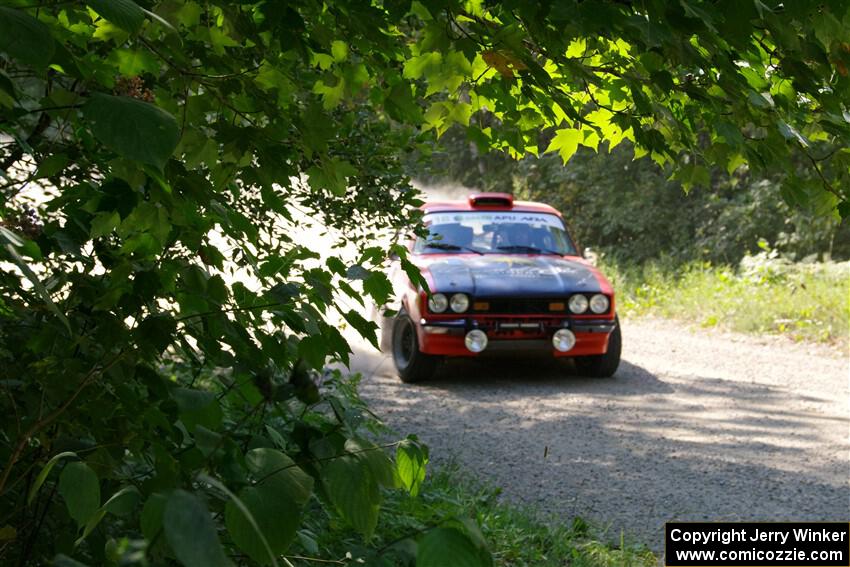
[{"left": 603, "top": 251, "right": 850, "bottom": 344}]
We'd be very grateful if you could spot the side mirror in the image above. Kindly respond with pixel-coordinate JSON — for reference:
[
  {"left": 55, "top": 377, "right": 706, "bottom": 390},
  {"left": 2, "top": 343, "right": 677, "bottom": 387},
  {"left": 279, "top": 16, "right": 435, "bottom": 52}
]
[{"left": 583, "top": 247, "right": 598, "bottom": 266}]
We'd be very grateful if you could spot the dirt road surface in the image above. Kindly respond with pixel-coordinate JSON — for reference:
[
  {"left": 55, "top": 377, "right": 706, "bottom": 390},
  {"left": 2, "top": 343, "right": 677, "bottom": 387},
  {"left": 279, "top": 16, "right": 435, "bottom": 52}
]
[{"left": 346, "top": 317, "right": 849, "bottom": 551}]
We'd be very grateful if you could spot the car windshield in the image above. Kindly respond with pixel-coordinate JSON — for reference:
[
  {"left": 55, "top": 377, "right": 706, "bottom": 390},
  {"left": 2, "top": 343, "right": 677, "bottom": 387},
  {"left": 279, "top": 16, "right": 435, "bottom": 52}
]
[{"left": 413, "top": 211, "right": 578, "bottom": 255}]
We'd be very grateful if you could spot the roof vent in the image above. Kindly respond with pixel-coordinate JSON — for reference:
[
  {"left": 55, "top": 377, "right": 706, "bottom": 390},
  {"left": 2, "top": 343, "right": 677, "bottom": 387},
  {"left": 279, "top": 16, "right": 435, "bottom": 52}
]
[{"left": 468, "top": 192, "right": 514, "bottom": 208}]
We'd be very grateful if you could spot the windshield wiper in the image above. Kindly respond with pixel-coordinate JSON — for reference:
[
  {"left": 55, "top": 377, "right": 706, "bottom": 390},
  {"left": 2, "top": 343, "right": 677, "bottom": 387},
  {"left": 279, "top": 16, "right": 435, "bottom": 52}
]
[
  {"left": 425, "top": 242, "right": 484, "bottom": 255},
  {"left": 496, "top": 245, "right": 562, "bottom": 255}
]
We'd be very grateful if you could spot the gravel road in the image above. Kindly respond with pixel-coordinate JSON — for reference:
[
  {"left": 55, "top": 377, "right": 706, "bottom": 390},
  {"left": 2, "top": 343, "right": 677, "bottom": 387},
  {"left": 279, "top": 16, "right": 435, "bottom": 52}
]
[{"left": 347, "top": 318, "right": 850, "bottom": 551}]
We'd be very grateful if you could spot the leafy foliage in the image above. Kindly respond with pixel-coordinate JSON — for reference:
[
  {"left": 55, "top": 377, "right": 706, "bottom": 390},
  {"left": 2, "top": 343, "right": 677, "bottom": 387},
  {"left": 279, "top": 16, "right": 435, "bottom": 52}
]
[
  {"left": 1, "top": 0, "right": 848, "bottom": 565},
  {"left": 411, "top": 134, "right": 850, "bottom": 265}
]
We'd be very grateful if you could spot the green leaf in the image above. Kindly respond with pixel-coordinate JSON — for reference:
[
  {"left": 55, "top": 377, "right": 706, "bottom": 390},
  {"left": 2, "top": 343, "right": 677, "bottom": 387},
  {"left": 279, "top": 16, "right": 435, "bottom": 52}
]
[
  {"left": 0, "top": 72, "right": 16, "bottom": 108},
  {"left": 297, "top": 334, "right": 329, "bottom": 370},
  {"left": 0, "top": 6, "right": 55, "bottom": 69},
  {"left": 225, "top": 449, "right": 313, "bottom": 563},
  {"left": 245, "top": 448, "right": 314, "bottom": 507},
  {"left": 140, "top": 493, "right": 167, "bottom": 541},
  {"left": 36, "top": 154, "right": 70, "bottom": 179},
  {"left": 172, "top": 388, "right": 222, "bottom": 432},
  {"left": 342, "top": 309, "right": 379, "bottom": 348},
  {"left": 306, "top": 157, "right": 358, "bottom": 196},
  {"left": 321, "top": 456, "right": 380, "bottom": 537},
  {"left": 747, "top": 91, "right": 772, "bottom": 109},
  {"left": 224, "top": 491, "right": 288, "bottom": 563},
  {"left": 58, "top": 462, "right": 100, "bottom": 527},
  {"left": 103, "top": 485, "right": 141, "bottom": 516},
  {"left": 672, "top": 162, "right": 711, "bottom": 192},
  {"left": 331, "top": 40, "right": 348, "bottom": 62},
  {"left": 545, "top": 128, "right": 583, "bottom": 163},
  {"left": 396, "top": 437, "right": 428, "bottom": 496},
  {"left": 1, "top": 230, "right": 72, "bottom": 334},
  {"left": 108, "top": 48, "right": 160, "bottom": 76},
  {"left": 363, "top": 271, "right": 393, "bottom": 305},
  {"left": 74, "top": 485, "right": 141, "bottom": 545},
  {"left": 90, "top": 211, "right": 121, "bottom": 239},
  {"left": 82, "top": 93, "right": 179, "bottom": 169},
  {"left": 92, "top": 17, "right": 129, "bottom": 42},
  {"left": 345, "top": 438, "right": 396, "bottom": 488},
  {"left": 73, "top": 483, "right": 139, "bottom": 546},
  {"left": 28, "top": 452, "right": 77, "bottom": 505},
  {"left": 345, "top": 264, "right": 370, "bottom": 280},
  {"left": 385, "top": 81, "right": 422, "bottom": 123},
  {"left": 76, "top": 511, "right": 105, "bottom": 546},
  {"left": 0, "top": 525, "right": 16, "bottom": 541},
  {"left": 777, "top": 120, "right": 809, "bottom": 147},
  {"left": 135, "top": 315, "right": 177, "bottom": 355},
  {"left": 417, "top": 527, "right": 489, "bottom": 567},
  {"left": 163, "top": 490, "right": 232, "bottom": 567},
  {"left": 87, "top": 0, "right": 145, "bottom": 33},
  {"left": 404, "top": 50, "right": 470, "bottom": 95}
]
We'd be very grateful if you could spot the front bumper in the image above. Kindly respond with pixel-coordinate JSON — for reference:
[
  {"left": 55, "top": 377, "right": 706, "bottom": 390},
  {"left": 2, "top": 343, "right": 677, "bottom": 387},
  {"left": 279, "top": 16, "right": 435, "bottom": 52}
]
[{"left": 417, "top": 316, "right": 615, "bottom": 357}]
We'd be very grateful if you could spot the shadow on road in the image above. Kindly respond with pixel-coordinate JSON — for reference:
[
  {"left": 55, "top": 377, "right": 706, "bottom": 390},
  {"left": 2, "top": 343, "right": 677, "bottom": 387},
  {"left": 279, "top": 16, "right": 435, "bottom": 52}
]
[
  {"left": 349, "top": 344, "right": 849, "bottom": 552},
  {"left": 425, "top": 356, "right": 675, "bottom": 395}
]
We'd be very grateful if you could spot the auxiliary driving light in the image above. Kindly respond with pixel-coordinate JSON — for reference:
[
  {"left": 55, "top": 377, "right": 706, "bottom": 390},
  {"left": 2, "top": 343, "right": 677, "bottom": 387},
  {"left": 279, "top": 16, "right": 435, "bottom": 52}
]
[
  {"left": 552, "top": 328, "right": 576, "bottom": 352},
  {"left": 464, "top": 329, "right": 488, "bottom": 353}
]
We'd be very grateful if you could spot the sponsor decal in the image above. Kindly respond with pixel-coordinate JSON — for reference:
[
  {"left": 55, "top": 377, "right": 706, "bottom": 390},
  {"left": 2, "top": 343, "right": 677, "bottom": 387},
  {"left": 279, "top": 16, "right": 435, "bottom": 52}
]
[{"left": 425, "top": 211, "right": 564, "bottom": 228}]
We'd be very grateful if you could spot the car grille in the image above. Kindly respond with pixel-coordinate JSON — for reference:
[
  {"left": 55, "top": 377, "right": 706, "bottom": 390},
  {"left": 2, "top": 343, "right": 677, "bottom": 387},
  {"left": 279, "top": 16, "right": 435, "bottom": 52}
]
[{"left": 472, "top": 298, "right": 567, "bottom": 314}]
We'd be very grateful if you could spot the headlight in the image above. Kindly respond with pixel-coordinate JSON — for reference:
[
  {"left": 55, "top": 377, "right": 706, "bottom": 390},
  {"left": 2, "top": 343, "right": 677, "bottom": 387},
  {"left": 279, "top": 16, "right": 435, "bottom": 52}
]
[
  {"left": 450, "top": 293, "right": 469, "bottom": 313},
  {"left": 590, "top": 294, "right": 609, "bottom": 314},
  {"left": 428, "top": 293, "right": 448, "bottom": 313},
  {"left": 568, "top": 294, "right": 588, "bottom": 314}
]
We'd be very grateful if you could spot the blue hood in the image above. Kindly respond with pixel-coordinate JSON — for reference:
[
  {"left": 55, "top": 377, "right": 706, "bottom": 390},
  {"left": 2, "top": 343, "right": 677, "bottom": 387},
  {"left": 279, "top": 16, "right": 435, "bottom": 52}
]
[{"left": 424, "top": 255, "right": 602, "bottom": 298}]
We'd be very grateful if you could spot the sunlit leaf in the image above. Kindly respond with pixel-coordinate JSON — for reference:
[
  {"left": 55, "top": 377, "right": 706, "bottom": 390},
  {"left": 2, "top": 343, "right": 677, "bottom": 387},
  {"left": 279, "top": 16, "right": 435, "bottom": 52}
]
[{"left": 87, "top": 0, "right": 145, "bottom": 33}]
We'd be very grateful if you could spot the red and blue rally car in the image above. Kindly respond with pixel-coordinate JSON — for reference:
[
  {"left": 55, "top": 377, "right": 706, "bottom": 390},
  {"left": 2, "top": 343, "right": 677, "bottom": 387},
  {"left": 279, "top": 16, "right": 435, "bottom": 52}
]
[{"left": 381, "top": 192, "right": 621, "bottom": 382}]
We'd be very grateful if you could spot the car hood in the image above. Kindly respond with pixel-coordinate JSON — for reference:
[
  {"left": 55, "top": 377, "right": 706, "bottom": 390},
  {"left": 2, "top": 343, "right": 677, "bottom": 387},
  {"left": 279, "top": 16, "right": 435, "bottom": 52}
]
[{"left": 420, "top": 255, "right": 607, "bottom": 297}]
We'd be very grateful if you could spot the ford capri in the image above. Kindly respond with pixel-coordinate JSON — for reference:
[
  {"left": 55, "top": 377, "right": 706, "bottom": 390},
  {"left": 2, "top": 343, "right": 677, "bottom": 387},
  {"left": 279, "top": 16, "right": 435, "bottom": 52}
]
[{"left": 381, "top": 192, "right": 621, "bottom": 382}]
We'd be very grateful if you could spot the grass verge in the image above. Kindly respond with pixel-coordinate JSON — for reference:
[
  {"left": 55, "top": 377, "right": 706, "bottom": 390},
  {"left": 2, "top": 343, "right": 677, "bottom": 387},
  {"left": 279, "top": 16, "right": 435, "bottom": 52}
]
[
  {"left": 602, "top": 253, "right": 849, "bottom": 344},
  {"left": 414, "top": 467, "right": 656, "bottom": 567},
  {"left": 299, "top": 464, "right": 656, "bottom": 567}
]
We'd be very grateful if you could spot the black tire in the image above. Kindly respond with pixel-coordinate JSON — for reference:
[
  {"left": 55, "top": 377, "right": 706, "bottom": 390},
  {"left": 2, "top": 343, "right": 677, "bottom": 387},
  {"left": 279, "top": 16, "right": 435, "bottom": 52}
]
[
  {"left": 392, "top": 313, "right": 438, "bottom": 383},
  {"left": 575, "top": 316, "right": 621, "bottom": 378}
]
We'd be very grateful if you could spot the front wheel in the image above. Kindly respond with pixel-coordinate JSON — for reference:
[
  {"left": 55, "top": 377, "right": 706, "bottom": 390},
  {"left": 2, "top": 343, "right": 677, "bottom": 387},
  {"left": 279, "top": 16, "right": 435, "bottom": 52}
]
[
  {"left": 575, "top": 316, "right": 621, "bottom": 378},
  {"left": 392, "top": 313, "right": 438, "bottom": 383}
]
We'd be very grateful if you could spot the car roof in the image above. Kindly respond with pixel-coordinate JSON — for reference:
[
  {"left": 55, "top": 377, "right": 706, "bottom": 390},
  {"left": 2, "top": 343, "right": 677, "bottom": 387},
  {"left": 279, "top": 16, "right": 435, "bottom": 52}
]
[{"left": 421, "top": 192, "right": 563, "bottom": 217}]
